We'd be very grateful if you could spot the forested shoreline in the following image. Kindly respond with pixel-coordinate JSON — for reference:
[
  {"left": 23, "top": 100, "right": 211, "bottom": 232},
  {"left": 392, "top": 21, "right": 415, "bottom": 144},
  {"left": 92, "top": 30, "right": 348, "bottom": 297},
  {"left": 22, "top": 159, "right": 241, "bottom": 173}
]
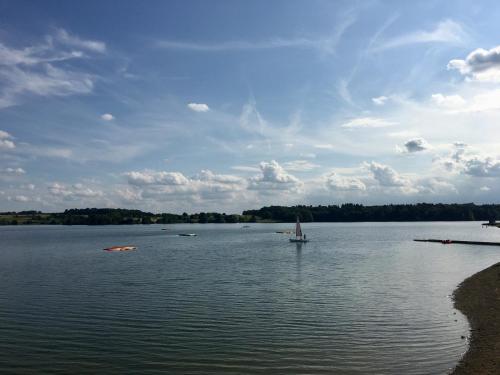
[{"left": 1, "top": 203, "right": 499, "bottom": 225}]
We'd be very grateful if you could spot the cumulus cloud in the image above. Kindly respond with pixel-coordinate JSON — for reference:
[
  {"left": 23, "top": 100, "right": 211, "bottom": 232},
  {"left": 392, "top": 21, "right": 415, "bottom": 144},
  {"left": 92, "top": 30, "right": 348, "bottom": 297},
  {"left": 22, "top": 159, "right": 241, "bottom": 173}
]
[
  {"left": 448, "top": 45, "right": 500, "bottom": 81},
  {"left": 2, "top": 167, "right": 25, "bottom": 175},
  {"left": 480, "top": 186, "right": 490, "bottom": 192},
  {"left": 402, "top": 138, "right": 430, "bottom": 153},
  {"left": 230, "top": 165, "right": 261, "bottom": 172},
  {"left": 431, "top": 93, "right": 466, "bottom": 108},
  {"left": 12, "top": 195, "right": 29, "bottom": 202},
  {"left": 364, "top": 161, "right": 456, "bottom": 196},
  {"left": 341, "top": 117, "right": 395, "bottom": 129},
  {"left": 125, "top": 170, "right": 190, "bottom": 186},
  {"left": 48, "top": 182, "right": 103, "bottom": 199},
  {"left": 439, "top": 143, "right": 500, "bottom": 177},
  {"left": 249, "top": 160, "right": 302, "bottom": 191},
  {"left": 187, "top": 103, "right": 210, "bottom": 112},
  {"left": 372, "top": 96, "right": 388, "bottom": 105},
  {"left": 325, "top": 172, "right": 366, "bottom": 191},
  {"left": 101, "top": 113, "right": 114, "bottom": 121},
  {"left": 415, "top": 178, "right": 457, "bottom": 196},
  {"left": 116, "top": 187, "right": 142, "bottom": 202},
  {"left": 366, "top": 161, "right": 409, "bottom": 187},
  {"left": 0, "top": 130, "right": 15, "bottom": 149},
  {"left": 123, "top": 169, "right": 247, "bottom": 205},
  {"left": 462, "top": 156, "right": 500, "bottom": 177},
  {"left": 0, "top": 29, "right": 103, "bottom": 108}
]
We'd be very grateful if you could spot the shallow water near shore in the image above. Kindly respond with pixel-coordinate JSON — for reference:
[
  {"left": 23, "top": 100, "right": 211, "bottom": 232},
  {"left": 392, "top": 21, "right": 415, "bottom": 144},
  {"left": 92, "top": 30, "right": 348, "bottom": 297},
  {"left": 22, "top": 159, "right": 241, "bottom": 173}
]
[{"left": 1, "top": 222, "right": 500, "bottom": 374}]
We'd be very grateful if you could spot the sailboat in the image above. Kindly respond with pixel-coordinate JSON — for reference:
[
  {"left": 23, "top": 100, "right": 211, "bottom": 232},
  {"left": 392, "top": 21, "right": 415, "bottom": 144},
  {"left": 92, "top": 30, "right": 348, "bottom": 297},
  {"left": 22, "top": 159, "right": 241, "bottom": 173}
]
[{"left": 289, "top": 216, "right": 308, "bottom": 243}]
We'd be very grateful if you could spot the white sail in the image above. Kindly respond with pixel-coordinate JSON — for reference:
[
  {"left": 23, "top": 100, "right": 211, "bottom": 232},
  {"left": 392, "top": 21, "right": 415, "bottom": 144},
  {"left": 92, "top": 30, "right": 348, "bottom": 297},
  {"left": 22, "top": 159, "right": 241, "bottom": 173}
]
[{"left": 295, "top": 217, "right": 302, "bottom": 239}]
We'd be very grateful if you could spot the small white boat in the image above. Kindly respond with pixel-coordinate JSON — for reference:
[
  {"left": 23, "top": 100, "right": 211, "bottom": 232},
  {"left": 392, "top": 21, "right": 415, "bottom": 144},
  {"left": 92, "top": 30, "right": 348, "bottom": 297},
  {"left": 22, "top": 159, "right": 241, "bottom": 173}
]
[
  {"left": 289, "top": 217, "right": 308, "bottom": 243},
  {"left": 179, "top": 233, "right": 197, "bottom": 237}
]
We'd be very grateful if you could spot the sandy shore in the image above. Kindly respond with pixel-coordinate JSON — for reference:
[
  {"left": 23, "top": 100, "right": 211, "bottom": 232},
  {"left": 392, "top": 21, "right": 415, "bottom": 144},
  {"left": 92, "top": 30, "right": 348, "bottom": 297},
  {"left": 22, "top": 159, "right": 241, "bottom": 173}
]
[{"left": 451, "top": 262, "right": 500, "bottom": 374}]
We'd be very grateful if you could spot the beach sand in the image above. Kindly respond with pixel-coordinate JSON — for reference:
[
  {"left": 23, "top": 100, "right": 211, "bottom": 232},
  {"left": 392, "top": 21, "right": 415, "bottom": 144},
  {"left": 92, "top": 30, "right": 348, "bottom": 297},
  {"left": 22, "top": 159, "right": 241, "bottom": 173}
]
[{"left": 451, "top": 262, "right": 500, "bottom": 374}]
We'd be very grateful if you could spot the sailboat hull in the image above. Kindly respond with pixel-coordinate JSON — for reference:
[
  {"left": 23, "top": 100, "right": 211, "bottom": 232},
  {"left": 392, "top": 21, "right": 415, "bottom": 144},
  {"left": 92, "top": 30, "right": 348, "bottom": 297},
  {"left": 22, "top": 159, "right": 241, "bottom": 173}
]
[{"left": 289, "top": 239, "right": 309, "bottom": 243}]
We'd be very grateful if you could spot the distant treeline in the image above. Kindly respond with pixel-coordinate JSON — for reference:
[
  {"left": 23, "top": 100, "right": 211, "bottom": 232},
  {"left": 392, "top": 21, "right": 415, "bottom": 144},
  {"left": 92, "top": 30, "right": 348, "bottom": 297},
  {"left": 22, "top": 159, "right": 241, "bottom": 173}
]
[
  {"left": 1, "top": 203, "right": 499, "bottom": 225},
  {"left": 0, "top": 208, "right": 245, "bottom": 225},
  {"left": 243, "top": 203, "right": 500, "bottom": 222}
]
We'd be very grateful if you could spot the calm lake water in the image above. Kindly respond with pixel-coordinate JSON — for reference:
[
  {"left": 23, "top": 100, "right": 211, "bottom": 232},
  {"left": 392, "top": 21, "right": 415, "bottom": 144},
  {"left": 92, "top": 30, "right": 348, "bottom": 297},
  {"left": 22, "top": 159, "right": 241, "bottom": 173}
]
[{"left": 1, "top": 222, "right": 500, "bottom": 374}]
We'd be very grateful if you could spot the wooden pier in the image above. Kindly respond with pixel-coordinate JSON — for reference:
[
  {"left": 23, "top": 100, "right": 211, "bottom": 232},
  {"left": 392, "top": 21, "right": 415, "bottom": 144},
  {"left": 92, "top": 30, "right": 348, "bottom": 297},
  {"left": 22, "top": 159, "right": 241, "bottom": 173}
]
[{"left": 414, "top": 239, "right": 500, "bottom": 247}]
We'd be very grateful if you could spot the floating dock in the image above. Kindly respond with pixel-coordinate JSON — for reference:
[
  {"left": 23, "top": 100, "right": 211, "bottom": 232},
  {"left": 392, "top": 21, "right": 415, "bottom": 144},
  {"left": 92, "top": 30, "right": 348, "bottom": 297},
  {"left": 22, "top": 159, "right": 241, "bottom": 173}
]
[{"left": 414, "top": 239, "right": 500, "bottom": 247}]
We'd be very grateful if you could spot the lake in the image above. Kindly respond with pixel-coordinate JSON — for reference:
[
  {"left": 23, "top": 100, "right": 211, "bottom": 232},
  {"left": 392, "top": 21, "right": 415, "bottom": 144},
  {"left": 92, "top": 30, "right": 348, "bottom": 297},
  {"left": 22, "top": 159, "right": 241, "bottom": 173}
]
[{"left": 1, "top": 222, "right": 500, "bottom": 374}]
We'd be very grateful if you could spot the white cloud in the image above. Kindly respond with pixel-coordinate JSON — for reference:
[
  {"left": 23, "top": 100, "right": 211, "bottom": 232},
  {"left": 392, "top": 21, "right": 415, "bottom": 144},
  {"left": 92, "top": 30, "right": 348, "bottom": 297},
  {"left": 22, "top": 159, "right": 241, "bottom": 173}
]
[
  {"left": 125, "top": 170, "right": 190, "bottom": 186},
  {"left": 416, "top": 178, "right": 457, "bottom": 195},
  {"left": 372, "top": 96, "right": 388, "bottom": 105},
  {"left": 480, "top": 186, "right": 490, "bottom": 192},
  {"left": 283, "top": 160, "right": 320, "bottom": 172},
  {"left": 231, "top": 165, "right": 261, "bottom": 172},
  {"left": 155, "top": 15, "right": 356, "bottom": 55},
  {"left": 402, "top": 138, "right": 430, "bottom": 153},
  {"left": 374, "top": 19, "right": 467, "bottom": 50},
  {"left": 116, "top": 187, "right": 142, "bottom": 202},
  {"left": 13, "top": 195, "right": 29, "bottom": 202},
  {"left": 187, "top": 103, "right": 210, "bottom": 112},
  {"left": 0, "top": 130, "right": 15, "bottom": 149},
  {"left": 325, "top": 172, "right": 366, "bottom": 191},
  {"left": 0, "top": 130, "right": 11, "bottom": 139},
  {"left": 431, "top": 93, "right": 466, "bottom": 108},
  {"left": 341, "top": 117, "right": 395, "bottom": 129},
  {"left": 458, "top": 89, "right": 500, "bottom": 113},
  {"left": 122, "top": 168, "right": 247, "bottom": 207},
  {"left": 439, "top": 143, "right": 500, "bottom": 177},
  {"left": 448, "top": 45, "right": 500, "bottom": 82},
  {"left": 314, "top": 144, "right": 334, "bottom": 149},
  {"left": 54, "top": 29, "right": 106, "bottom": 53},
  {"left": 3, "top": 167, "right": 25, "bottom": 175},
  {"left": 101, "top": 113, "right": 114, "bottom": 121},
  {"left": 249, "top": 160, "right": 302, "bottom": 191},
  {"left": 0, "top": 29, "right": 103, "bottom": 109},
  {"left": 48, "top": 182, "right": 103, "bottom": 199},
  {"left": 366, "top": 161, "right": 409, "bottom": 187}
]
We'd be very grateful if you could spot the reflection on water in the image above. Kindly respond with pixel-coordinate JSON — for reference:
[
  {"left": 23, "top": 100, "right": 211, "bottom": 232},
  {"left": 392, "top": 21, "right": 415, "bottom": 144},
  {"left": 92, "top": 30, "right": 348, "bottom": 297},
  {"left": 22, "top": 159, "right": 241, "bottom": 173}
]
[
  {"left": 1, "top": 222, "right": 500, "bottom": 374},
  {"left": 295, "top": 242, "right": 302, "bottom": 283}
]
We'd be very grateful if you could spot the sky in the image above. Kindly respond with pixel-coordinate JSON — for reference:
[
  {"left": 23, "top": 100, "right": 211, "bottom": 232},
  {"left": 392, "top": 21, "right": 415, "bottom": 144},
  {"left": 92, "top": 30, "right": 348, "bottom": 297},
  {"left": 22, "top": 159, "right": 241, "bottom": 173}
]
[{"left": 2, "top": 0, "right": 500, "bottom": 213}]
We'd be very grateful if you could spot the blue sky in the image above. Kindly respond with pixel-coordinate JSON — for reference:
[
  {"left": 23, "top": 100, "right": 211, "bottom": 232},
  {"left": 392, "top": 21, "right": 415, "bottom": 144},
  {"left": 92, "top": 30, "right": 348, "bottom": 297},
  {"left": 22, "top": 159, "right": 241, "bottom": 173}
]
[{"left": 2, "top": 0, "right": 500, "bottom": 213}]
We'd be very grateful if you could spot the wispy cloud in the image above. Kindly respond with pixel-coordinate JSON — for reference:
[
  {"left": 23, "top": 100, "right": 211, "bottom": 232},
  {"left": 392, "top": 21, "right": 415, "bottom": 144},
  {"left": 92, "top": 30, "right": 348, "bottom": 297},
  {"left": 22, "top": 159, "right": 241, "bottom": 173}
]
[
  {"left": 52, "top": 28, "right": 106, "bottom": 53},
  {"left": 155, "top": 15, "right": 356, "bottom": 55},
  {"left": 0, "top": 28, "right": 104, "bottom": 109},
  {"left": 372, "top": 96, "right": 389, "bottom": 106},
  {"left": 372, "top": 19, "right": 467, "bottom": 51},
  {"left": 341, "top": 117, "right": 395, "bottom": 129},
  {"left": 283, "top": 160, "right": 320, "bottom": 172}
]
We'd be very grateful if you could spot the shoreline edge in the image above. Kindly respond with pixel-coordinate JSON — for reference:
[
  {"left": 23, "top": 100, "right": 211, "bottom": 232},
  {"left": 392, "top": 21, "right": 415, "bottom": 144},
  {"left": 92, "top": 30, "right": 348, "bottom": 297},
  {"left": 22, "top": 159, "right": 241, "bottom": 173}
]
[{"left": 451, "top": 262, "right": 500, "bottom": 374}]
